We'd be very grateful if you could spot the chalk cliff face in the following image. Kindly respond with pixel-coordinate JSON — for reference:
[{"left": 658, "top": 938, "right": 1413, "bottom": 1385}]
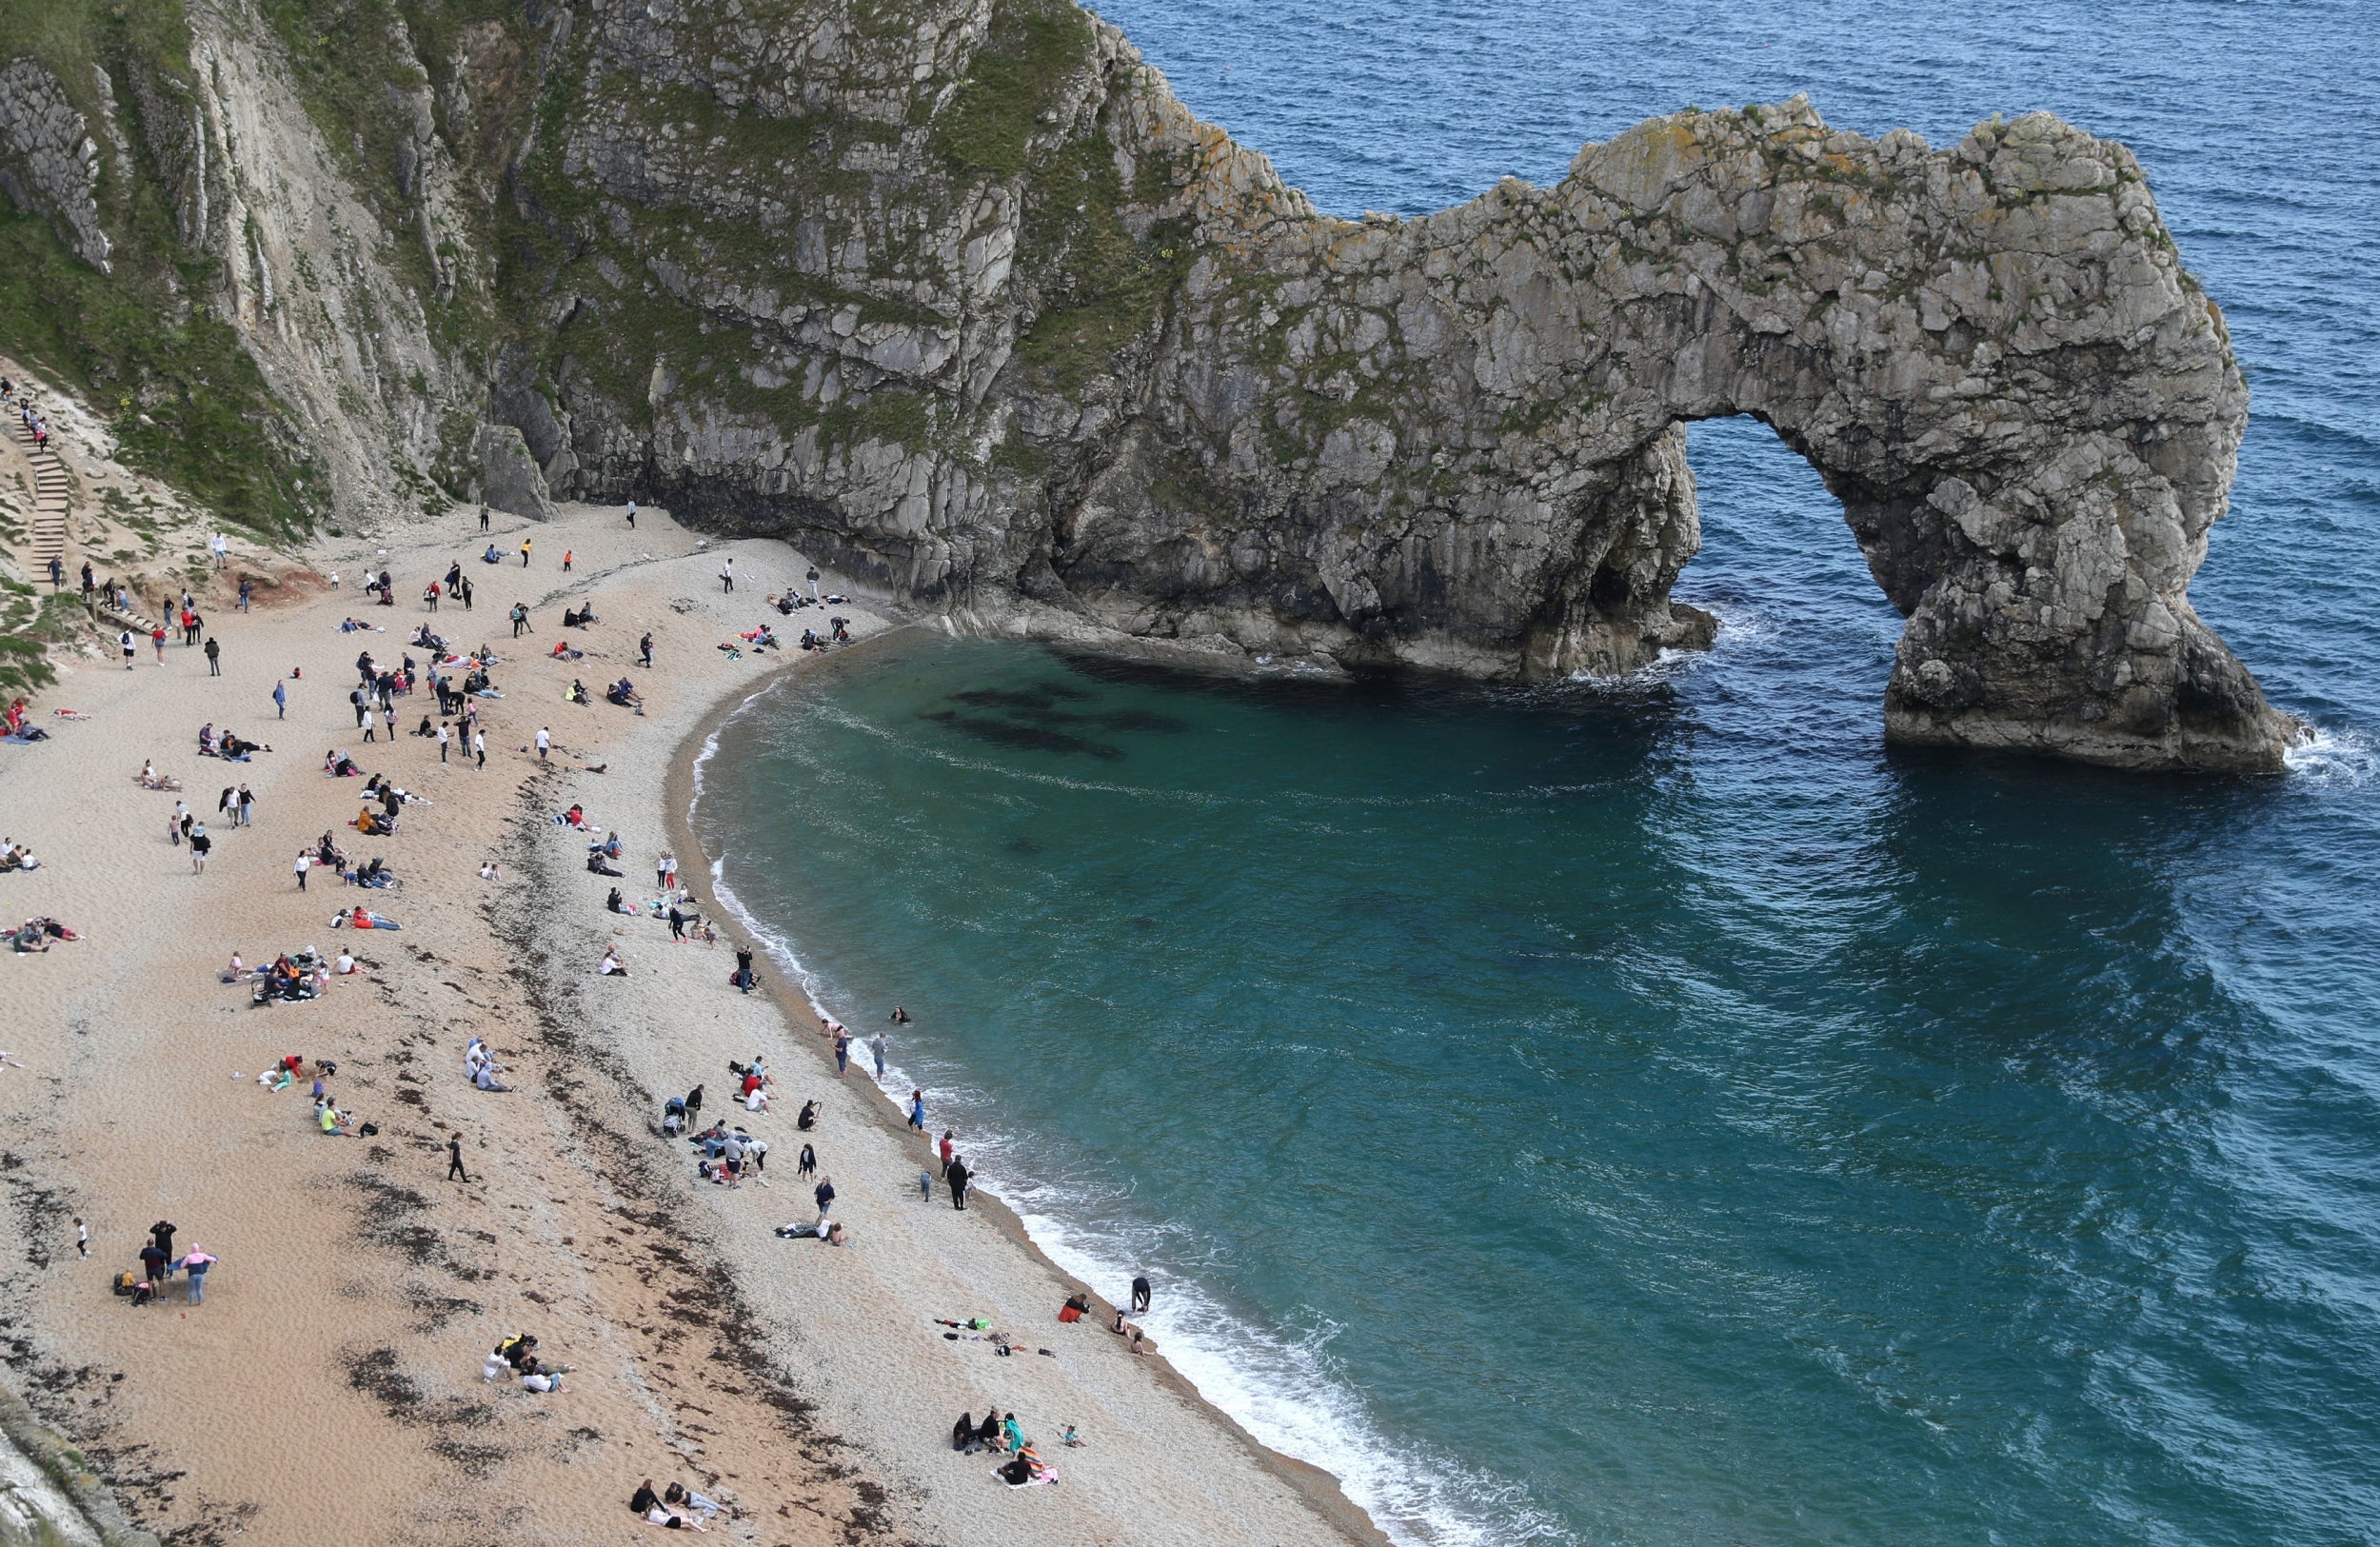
[{"left": 0, "top": 0, "right": 2294, "bottom": 769}]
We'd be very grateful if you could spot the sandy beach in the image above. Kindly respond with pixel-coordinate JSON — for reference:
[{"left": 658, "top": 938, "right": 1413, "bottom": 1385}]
[{"left": 0, "top": 423, "right": 1378, "bottom": 1544}]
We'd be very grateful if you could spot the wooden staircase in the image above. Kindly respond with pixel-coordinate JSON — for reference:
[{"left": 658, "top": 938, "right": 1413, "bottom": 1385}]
[
  {"left": 7, "top": 409, "right": 159, "bottom": 639},
  {"left": 10, "top": 413, "right": 70, "bottom": 580}
]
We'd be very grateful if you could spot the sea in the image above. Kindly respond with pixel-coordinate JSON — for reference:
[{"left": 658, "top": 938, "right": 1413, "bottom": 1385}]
[{"left": 691, "top": 2, "right": 2380, "bottom": 1541}]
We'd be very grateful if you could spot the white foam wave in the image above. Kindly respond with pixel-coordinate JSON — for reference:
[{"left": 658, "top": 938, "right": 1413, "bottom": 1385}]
[
  {"left": 1565, "top": 597, "right": 1770, "bottom": 689},
  {"left": 2283, "top": 724, "right": 2377, "bottom": 786},
  {"left": 692, "top": 695, "right": 1573, "bottom": 1546}
]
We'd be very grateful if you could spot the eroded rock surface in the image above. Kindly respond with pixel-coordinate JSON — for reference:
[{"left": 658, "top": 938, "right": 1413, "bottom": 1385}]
[{"left": 0, "top": 0, "right": 2293, "bottom": 768}]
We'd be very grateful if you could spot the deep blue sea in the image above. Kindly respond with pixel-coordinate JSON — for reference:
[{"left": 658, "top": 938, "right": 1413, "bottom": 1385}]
[{"left": 695, "top": 3, "right": 2380, "bottom": 1541}]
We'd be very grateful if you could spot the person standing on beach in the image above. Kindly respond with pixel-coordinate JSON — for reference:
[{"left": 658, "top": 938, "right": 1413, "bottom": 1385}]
[
  {"left": 239, "top": 577, "right": 252, "bottom": 613},
  {"left": 536, "top": 727, "right": 550, "bottom": 762},
  {"left": 204, "top": 635, "right": 221, "bottom": 675},
  {"left": 814, "top": 1176, "right": 835, "bottom": 1215},
  {"left": 1131, "top": 1275, "right": 1152, "bottom": 1314},
  {"left": 237, "top": 785, "right": 254, "bottom": 827},
  {"left": 74, "top": 1218, "right": 87, "bottom": 1259},
  {"left": 908, "top": 1090, "right": 925, "bottom": 1133},
  {"left": 473, "top": 729, "right": 486, "bottom": 769},
  {"left": 118, "top": 629, "right": 135, "bottom": 669},
  {"left": 719, "top": 556, "right": 735, "bottom": 593},
  {"left": 946, "top": 1155, "right": 970, "bottom": 1210},
  {"left": 479, "top": 504, "right": 489, "bottom": 531},
  {"left": 806, "top": 565, "right": 821, "bottom": 601},
  {"left": 625, "top": 500, "right": 636, "bottom": 529},
  {"left": 870, "top": 1031, "right": 886, "bottom": 1081},
  {"left": 437, "top": 722, "right": 451, "bottom": 764},
  {"left": 639, "top": 632, "right": 654, "bottom": 668},
  {"left": 272, "top": 678, "right": 287, "bottom": 719},
  {"left": 189, "top": 823, "right": 210, "bottom": 873},
  {"left": 939, "top": 1129, "right": 955, "bottom": 1176},
  {"left": 734, "top": 946, "right": 754, "bottom": 990},
  {"left": 294, "top": 850, "right": 310, "bottom": 890},
  {"left": 832, "top": 1027, "right": 850, "bottom": 1074},
  {"left": 521, "top": 538, "right": 532, "bottom": 567},
  {"left": 447, "top": 1135, "right": 470, "bottom": 1183}
]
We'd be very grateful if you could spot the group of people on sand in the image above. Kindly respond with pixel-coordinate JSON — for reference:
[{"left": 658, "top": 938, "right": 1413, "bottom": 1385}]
[
  {"left": 484, "top": 1332, "right": 568, "bottom": 1393},
  {"left": 119, "top": 1219, "right": 217, "bottom": 1307},
  {"left": 627, "top": 1478, "right": 723, "bottom": 1531},
  {"left": 466, "top": 1037, "right": 513, "bottom": 1093},
  {"left": 0, "top": 838, "right": 41, "bottom": 872}
]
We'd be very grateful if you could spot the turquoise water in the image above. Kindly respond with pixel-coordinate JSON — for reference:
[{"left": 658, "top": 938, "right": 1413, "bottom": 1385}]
[{"left": 696, "top": 2, "right": 2380, "bottom": 1541}]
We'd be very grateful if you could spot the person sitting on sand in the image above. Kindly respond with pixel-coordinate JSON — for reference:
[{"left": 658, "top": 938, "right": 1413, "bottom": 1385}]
[
  {"left": 606, "top": 886, "right": 627, "bottom": 914},
  {"left": 479, "top": 861, "right": 501, "bottom": 880},
  {"left": 1060, "top": 1424, "right": 1081, "bottom": 1448},
  {"left": 661, "top": 1483, "right": 720, "bottom": 1519},
  {"left": 600, "top": 946, "right": 629, "bottom": 977},
  {"left": 951, "top": 1413, "right": 981, "bottom": 1453},
  {"left": 318, "top": 1102, "right": 359, "bottom": 1138},
  {"left": 588, "top": 850, "right": 623, "bottom": 877},
  {"left": 219, "top": 952, "right": 247, "bottom": 982},
  {"left": 335, "top": 951, "right": 359, "bottom": 976},
  {"left": 472, "top": 1061, "right": 513, "bottom": 1093}
]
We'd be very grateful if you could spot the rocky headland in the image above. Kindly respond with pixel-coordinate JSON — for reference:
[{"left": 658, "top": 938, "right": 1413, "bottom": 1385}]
[{"left": 0, "top": 0, "right": 2293, "bottom": 767}]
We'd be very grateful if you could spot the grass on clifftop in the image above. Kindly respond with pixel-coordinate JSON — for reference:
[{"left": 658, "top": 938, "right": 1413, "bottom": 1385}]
[
  {"left": 0, "top": 208, "right": 311, "bottom": 538},
  {"left": 933, "top": 0, "right": 1093, "bottom": 179}
]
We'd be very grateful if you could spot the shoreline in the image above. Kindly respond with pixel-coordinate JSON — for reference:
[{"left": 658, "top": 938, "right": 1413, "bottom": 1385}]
[
  {"left": 659, "top": 634, "right": 1394, "bottom": 1547},
  {"left": 0, "top": 471, "right": 1383, "bottom": 1547}
]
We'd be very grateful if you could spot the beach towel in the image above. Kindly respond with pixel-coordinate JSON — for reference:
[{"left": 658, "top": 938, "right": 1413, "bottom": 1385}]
[{"left": 991, "top": 1466, "right": 1057, "bottom": 1488}]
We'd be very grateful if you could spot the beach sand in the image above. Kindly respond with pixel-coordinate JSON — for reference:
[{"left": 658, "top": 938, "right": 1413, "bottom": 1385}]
[{"left": 0, "top": 475, "right": 1378, "bottom": 1545}]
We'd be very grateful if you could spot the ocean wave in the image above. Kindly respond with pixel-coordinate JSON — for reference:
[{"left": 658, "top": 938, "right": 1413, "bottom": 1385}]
[
  {"left": 2283, "top": 724, "right": 2378, "bottom": 786},
  {"left": 693, "top": 748, "right": 1571, "bottom": 1546},
  {"left": 1008, "top": 1197, "right": 1577, "bottom": 1547}
]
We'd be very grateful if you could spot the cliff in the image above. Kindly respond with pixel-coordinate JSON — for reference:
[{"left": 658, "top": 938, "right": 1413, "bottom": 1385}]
[{"left": 0, "top": 0, "right": 2296, "bottom": 769}]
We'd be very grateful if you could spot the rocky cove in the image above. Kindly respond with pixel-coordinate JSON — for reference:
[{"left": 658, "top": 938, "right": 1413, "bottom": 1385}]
[{"left": 0, "top": 0, "right": 2294, "bottom": 769}]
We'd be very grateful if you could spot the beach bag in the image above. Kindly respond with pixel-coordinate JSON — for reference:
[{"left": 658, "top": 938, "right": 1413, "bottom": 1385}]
[{"left": 112, "top": 1271, "right": 137, "bottom": 1297}]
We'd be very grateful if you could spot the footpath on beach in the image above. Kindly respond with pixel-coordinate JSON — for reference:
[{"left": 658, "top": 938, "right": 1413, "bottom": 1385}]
[{"left": 0, "top": 470, "right": 1376, "bottom": 1546}]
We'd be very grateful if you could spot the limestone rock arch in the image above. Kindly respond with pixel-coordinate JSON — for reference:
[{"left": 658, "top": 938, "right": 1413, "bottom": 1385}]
[{"left": 1037, "top": 89, "right": 2292, "bottom": 770}]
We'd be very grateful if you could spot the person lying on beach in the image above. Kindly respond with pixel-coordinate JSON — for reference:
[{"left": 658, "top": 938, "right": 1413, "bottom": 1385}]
[
  {"left": 588, "top": 852, "right": 624, "bottom": 877},
  {"left": 518, "top": 1354, "right": 569, "bottom": 1394}
]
